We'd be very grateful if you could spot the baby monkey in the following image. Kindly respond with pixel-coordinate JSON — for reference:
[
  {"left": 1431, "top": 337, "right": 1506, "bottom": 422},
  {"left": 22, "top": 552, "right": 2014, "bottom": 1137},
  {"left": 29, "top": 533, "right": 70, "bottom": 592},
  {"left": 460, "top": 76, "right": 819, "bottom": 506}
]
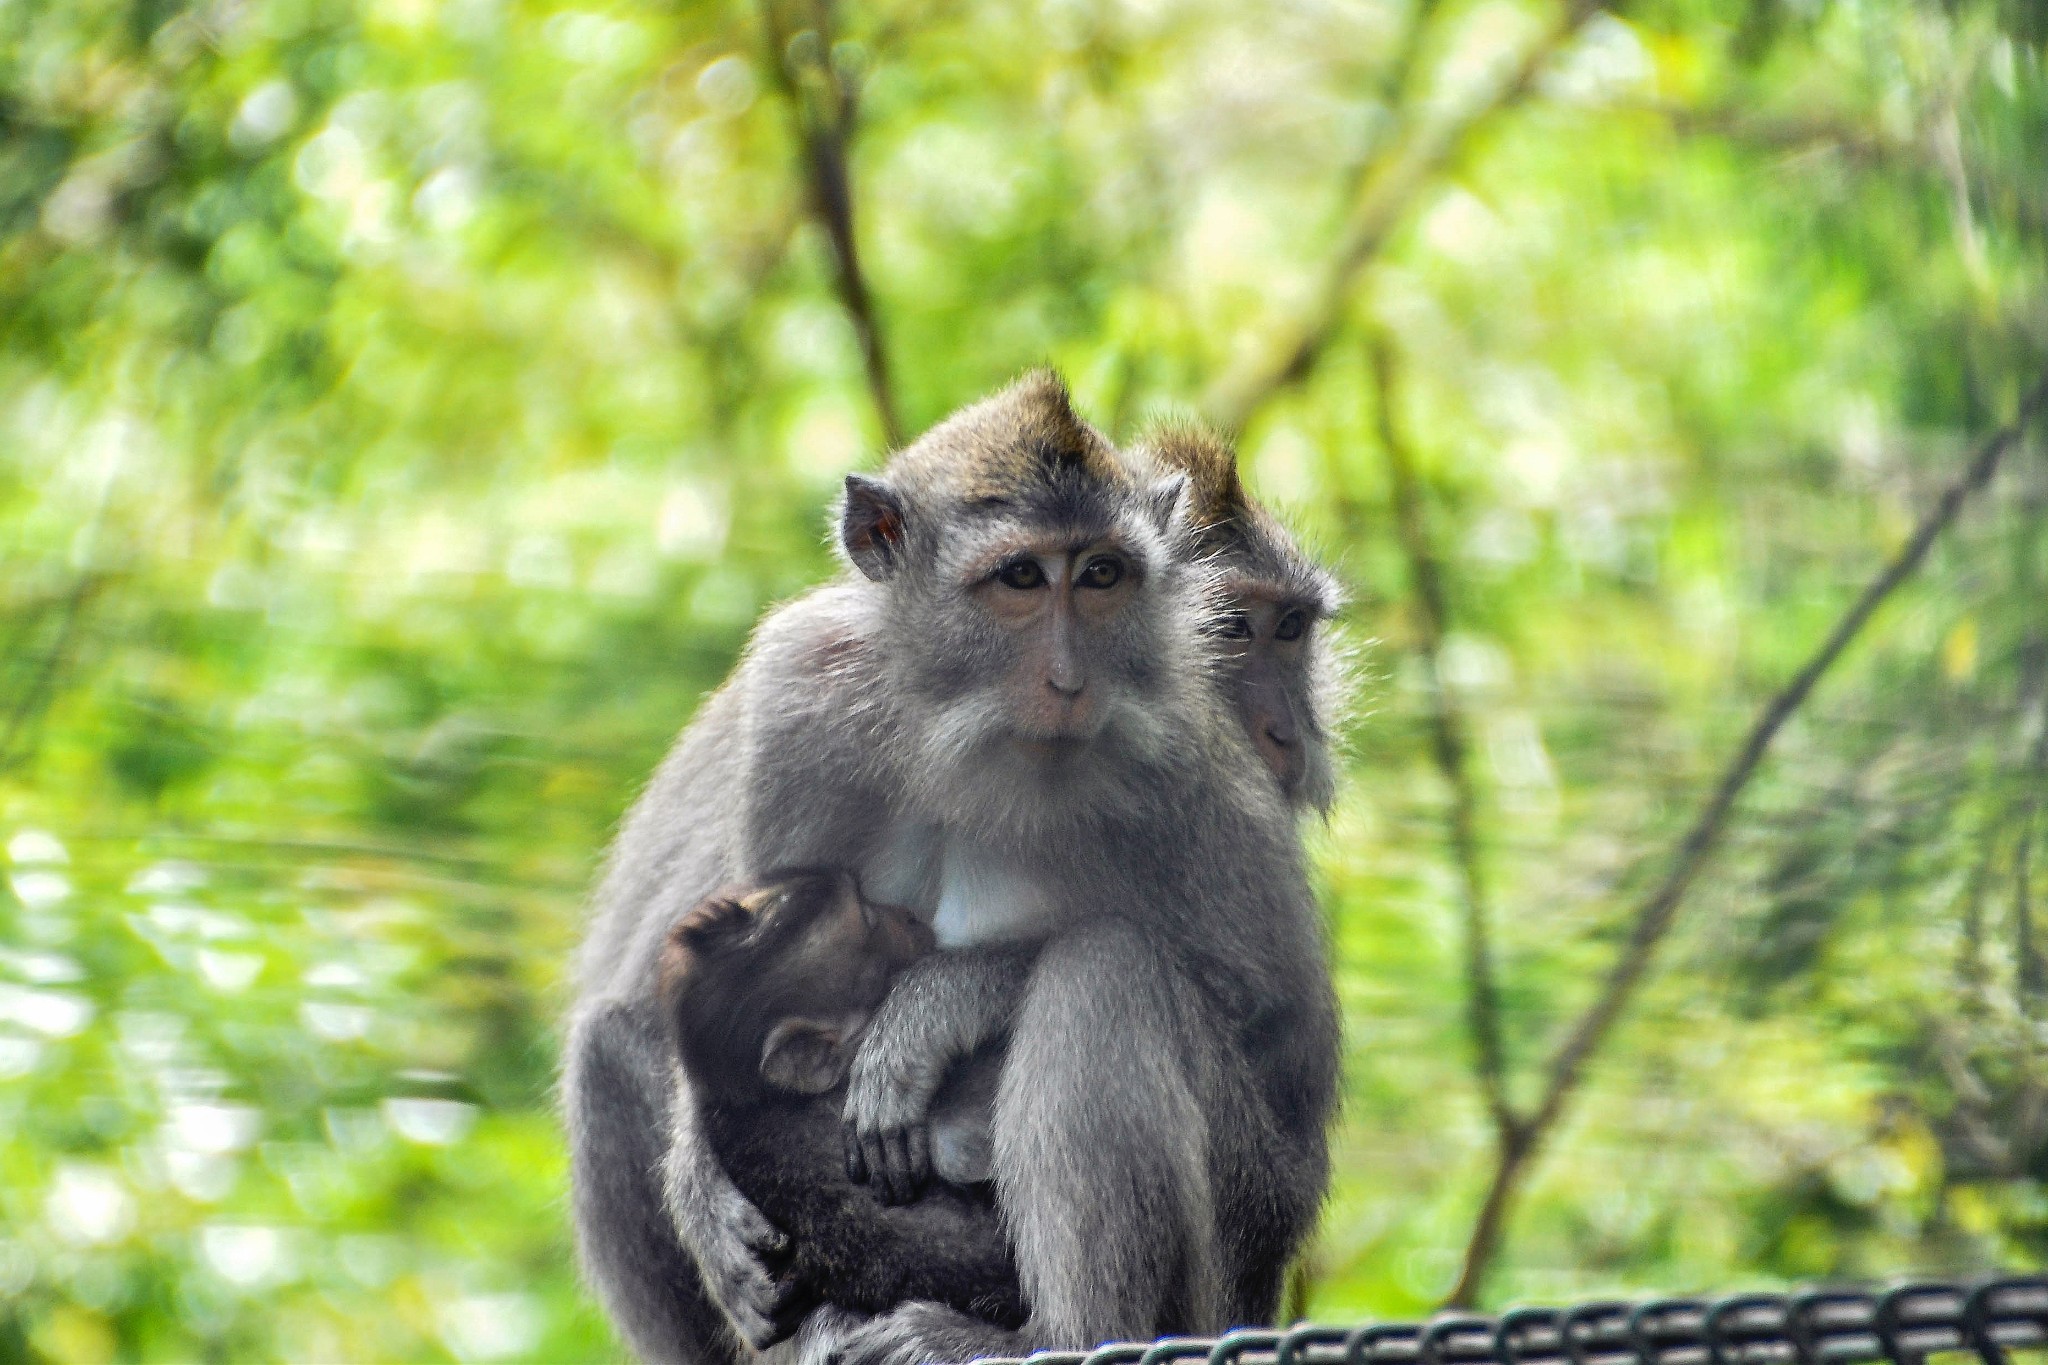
[{"left": 658, "top": 870, "right": 1021, "bottom": 1333}]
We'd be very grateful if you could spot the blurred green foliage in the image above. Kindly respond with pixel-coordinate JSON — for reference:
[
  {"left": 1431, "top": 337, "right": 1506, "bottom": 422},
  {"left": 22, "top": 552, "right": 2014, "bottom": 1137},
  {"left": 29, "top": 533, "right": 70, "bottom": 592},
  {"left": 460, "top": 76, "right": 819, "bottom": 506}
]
[{"left": 3, "top": 0, "right": 2047, "bottom": 1359}]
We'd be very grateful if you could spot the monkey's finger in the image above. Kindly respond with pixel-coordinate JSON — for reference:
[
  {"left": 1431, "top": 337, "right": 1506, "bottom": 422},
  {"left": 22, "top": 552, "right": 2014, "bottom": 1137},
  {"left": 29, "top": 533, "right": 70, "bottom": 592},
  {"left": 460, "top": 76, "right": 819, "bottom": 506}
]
[
  {"left": 880, "top": 1130, "right": 908, "bottom": 1204},
  {"left": 860, "top": 1134, "right": 892, "bottom": 1197},
  {"left": 767, "top": 1274, "right": 820, "bottom": 1344},
  {"left": 882, "top": 1130, "right": 917, "bottom": 1204},
  {"left": 906, "top": 1123, "right": 931, "bottom": 1189},
  {"left": 845, "top": 1127, "right": 867, "bottom": 1184}
]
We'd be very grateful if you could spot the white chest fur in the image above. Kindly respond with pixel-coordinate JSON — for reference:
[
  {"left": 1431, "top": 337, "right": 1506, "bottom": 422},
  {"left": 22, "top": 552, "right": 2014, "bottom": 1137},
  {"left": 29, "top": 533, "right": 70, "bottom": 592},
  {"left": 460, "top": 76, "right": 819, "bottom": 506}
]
[
  {"left": 863, "top": 820, "right": 1054, "bottom": 948},
  {"left": 931, "top": 839, "right": 1054, "bottom": 947}
]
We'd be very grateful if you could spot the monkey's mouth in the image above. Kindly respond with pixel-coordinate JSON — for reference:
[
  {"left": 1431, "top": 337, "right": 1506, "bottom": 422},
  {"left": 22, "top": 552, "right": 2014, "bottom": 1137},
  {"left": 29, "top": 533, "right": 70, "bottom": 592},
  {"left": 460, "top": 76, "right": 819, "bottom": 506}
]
[{"left": 1010, "top": 735, "right": 1092, "bottom": 762}]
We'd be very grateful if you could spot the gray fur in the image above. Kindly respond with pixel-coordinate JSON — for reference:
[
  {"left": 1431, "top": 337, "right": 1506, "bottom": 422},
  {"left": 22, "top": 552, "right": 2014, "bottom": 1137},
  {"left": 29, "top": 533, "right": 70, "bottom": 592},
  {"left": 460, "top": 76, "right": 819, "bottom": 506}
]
[
  {"left": 565, "top": 995, "right": 761, "bottom": 1364},
  {"left": 565, "top": 374, "right": 1339, "bottom": 1364},
  {"left": 843, "top": 945, "right": 1034, "bottom": 1201},
  {"left": 1126, "top": 426, "right": 1345, "bottom": 815},
  {"left": 839, "top": 425, "right": 1350, "bottom": 1264}
]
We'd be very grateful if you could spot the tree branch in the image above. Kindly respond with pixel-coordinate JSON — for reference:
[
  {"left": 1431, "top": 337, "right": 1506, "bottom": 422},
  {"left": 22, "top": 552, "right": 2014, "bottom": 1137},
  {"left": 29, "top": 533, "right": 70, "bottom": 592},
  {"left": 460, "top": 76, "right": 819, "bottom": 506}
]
[
  {"left": 2020, "top": 799, "right": 2041, "bottom": 1009},
  {"left": 1377, "top": 0, "right": 1448, "bottom": 115},
  {"left": 1443, "top": 365, "right": 2048, "bottom": 1307},
  {"left": 1653, "top": 102, "right": 2048, "bottom": 242},
  {"left": 1328, "top": 0, "right": 1450, "bottom": 204},
  {"left": 1201, "top": 0, "right": 1603, "bottom": 434},
  {"left": 759, "top": 0, "right": 904, "bottom": 446},
  {"left": 1371, "top": 336, "right": 1517, "bottom": 1139}
]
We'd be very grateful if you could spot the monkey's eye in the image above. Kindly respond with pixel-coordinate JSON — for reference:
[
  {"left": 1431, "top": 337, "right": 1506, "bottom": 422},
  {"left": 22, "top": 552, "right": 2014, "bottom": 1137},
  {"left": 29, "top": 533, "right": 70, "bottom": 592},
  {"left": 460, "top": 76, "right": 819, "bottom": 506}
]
[
  {"left": 997, "top": 559, "right": 1047, "bottom": 590},
  {"left": 1274, "top": 610, "right": 1307, "bottom": 642},
  {"left": 1215, "top": 612, "right": 1253, "bottom": 641},
  {"left": 1077, "top": 556, "right": 1123, "bottom": 589}
]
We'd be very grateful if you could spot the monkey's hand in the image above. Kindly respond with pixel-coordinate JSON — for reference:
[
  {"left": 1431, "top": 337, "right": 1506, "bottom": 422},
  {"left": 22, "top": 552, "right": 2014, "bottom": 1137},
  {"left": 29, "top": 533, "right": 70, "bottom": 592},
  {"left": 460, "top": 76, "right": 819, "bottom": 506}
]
[
  {"left": 693, "top": 1177, "right": 812, "bottom": 1349},
  {"left": 842, "top": 1033, "right": 940, "bottom": 1205},
  {"left": 664, "top": 1114, "right": 809, "bottom": 1349},
  {"left": 806, "top": 1301, "right": 1023, "bottom": 1365},
  {"left": 843, "top": 945, "right": 1036, "bottom": 1203}
]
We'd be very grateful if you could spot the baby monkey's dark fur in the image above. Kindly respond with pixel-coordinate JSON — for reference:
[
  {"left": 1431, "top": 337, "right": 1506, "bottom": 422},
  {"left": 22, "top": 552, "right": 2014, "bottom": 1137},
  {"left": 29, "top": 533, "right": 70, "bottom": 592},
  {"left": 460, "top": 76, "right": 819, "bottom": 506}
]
[{"left": 658, "top": 870, "right": 1025, "bottom": 1332}]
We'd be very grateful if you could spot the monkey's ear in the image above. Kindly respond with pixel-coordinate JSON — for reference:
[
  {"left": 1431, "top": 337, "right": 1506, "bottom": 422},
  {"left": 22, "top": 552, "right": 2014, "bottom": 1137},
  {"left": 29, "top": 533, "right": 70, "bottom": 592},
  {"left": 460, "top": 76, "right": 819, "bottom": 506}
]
[
  {"left": 1141, "top": 472, "right": 1190, "bottom": 539},
  {"left": 841, "top": 475, "right": 908, "bottom": 582},
  {"left": 673, "top": 895, "right": 754, "bottom": 954},
  {"left": 759, "top": 1018, "right": 850, "bottom": 1095}
]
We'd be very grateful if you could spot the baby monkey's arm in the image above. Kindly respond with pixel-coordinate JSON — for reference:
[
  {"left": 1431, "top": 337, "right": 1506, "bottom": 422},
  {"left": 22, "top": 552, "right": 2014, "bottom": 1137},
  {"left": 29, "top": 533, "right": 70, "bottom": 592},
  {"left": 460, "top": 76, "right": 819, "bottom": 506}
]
[{"left": 844, "top": 943, "right": 1036, "bottom": 1202}]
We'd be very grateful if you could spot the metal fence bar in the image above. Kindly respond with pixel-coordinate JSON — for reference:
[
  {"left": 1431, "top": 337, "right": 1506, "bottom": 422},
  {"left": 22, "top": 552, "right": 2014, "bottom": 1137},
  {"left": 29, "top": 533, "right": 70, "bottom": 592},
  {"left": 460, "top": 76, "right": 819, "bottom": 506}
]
[{"left": 977, "top": 1276, "right": 2048, "bottom": 1365}]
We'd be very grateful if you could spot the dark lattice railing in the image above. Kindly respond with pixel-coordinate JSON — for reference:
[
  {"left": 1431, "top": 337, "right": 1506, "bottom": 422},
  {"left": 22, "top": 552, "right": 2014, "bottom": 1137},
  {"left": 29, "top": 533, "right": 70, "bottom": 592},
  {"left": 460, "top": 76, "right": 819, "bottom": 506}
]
[{"left": 980, "top": 1277, "right": 2048, "bottom": 1365}]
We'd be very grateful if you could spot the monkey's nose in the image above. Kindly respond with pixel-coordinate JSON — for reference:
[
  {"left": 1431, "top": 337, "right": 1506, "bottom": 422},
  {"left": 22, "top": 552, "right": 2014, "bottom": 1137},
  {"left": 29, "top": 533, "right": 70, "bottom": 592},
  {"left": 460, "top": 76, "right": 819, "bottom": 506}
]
[{"left": 1047, "top": 675, "right": 1084, "bottom": 699}]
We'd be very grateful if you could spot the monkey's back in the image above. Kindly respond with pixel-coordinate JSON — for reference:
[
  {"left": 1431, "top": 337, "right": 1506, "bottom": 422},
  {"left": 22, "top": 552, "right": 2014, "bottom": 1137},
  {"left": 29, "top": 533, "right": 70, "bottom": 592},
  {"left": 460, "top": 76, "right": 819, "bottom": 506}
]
[{"left": 700, "top": 1084, "right": 1024, "bottom": 1329}]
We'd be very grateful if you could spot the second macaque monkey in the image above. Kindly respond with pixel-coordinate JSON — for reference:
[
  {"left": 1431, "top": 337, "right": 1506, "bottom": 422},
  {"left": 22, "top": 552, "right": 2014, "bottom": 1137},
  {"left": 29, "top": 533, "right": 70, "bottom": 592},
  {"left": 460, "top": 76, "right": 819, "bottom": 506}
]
[{"left": 659, "top": 870, "right": 1022, "bottom": 1332}]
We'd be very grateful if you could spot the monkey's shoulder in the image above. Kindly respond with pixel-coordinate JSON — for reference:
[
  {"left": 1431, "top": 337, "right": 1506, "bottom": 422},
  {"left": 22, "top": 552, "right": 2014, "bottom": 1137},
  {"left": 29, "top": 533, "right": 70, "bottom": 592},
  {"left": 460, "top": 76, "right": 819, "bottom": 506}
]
[
  {"left": 734, "top": 585, "right": 907, "bottom": 761},
  {"left": 739, "top": 583, "right": 890, "bottom": 695}
]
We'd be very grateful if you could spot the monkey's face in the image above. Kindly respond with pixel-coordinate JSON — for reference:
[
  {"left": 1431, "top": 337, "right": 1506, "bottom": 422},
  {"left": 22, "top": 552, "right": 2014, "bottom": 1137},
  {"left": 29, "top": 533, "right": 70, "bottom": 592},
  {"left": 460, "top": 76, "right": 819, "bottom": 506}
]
[
  {"left": 1121, "top": 423, "right": 1345, "bottom": 811},
  {"left": 959, "top": 528, "right": 1151, "bottom": 746},
  {"left": 1211, "top": 582, "right": 1334, "bottom": 812},
  {"left": 663, "top": 870, "right": 934, "bottom": 1098},
  {"left": 754, "top": 871, "right": 935, "bottom": 1007},
  {"left": 912, "top": 505, "right": 1198, "bottom": 789},
  {"left": 845, "top": 474, "right": 1199, "bottom": 797},
  {"left": 743, "top": 875, "right": 932, "bottom": 1095}
]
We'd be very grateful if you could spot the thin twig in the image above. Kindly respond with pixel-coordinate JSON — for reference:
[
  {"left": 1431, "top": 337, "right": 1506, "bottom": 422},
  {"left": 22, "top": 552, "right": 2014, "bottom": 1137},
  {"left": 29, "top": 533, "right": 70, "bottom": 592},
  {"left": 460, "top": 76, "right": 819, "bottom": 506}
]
[
  {"left": 66, "top": 828, "right": 515, "bottom": 871},
  {"left": 1201, "top": 0, "right": 1603, "bottom": 433},
  {"left": 2016, "top": 678, "right": 2048, "bottom": 1007},
  {"left": 2020, "top": 809, "right": 2041, "bottom": 1009},
  {"left": 1956, "top": 819, "right": 1999, "bottom": 1005},
  {"left": 758, "top": 0, "right": 904, "bottom": 446},
  {"left": 1443, "top": 366, "right": 2048, "bottom": 1307},
  {"left": 1371, "top": 336, "right": 1517, "bottom": 1139}
]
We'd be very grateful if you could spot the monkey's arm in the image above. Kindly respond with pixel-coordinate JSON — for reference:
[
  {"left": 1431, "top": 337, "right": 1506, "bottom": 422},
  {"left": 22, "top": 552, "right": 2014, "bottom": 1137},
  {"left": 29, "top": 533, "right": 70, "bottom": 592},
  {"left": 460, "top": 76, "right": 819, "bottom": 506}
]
[
  {"left": 1227, "top": 895, "right": 1342, "bottom": 1320},
  {"left": 565, "top": 998, "right": 762, "bottom": 1365},
  {"left": 1204, "top": 1002, "right": 1334, "bottom": 1325},
  {"left": 574, "top": 684, "right": 817, "bottom": 1355},
  {"left": 815, "top": 920, "right": 1227, "bottom": 1365},
  {"left": 843, "top": 943, "right": 1035, "bottom": 1202},
  {"left": 663, "top": 1081, "right": 820, "bottom": 1350},
  {"left": 734, "top": 588, "right": 904, "bottom": 871},
  {"left": 713, "top": 1099, "right": 1022, "bottom": 1329}
]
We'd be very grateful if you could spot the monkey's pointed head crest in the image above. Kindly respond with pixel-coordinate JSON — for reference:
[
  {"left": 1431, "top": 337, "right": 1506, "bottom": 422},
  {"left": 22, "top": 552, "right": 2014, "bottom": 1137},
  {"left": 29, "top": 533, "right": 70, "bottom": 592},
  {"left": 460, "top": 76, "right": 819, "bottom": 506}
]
[
  {"left": 1129, "top": 421, "right": 1342, "bottom": 619},
  {"left": 835, "top": 371, "right": 1176, "bottom": 588},
  {"left": 881, "top": 368, "right": 1126, "bottom": 508},
  {"left": 1142, "top": 424, "right": 1247, "bottom": 528}
]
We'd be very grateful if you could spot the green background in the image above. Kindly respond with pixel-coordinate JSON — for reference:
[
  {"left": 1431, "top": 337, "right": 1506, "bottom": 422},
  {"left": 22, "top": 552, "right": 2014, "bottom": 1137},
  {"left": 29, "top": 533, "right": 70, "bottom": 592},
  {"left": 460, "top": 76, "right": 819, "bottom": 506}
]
[{"left": 3, "top": 0, "right": 2047, "bottom": 1359}]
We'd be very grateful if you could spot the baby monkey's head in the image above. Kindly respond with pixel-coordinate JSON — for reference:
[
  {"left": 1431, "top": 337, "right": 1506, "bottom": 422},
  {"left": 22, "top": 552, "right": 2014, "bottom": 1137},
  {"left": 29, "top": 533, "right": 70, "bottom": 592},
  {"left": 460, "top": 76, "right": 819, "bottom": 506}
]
[{"left": 661, "top": 869, "right": 934, "bottom": 1101}]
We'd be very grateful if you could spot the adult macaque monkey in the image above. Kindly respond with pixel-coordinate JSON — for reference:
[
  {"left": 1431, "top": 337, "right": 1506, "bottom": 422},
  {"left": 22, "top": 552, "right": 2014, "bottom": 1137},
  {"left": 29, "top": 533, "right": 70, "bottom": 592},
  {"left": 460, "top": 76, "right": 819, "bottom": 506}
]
[
  {"left": 565, "top": 374, "right": 1338, "bottom": 1365},
  {"left": 836, "top": 423, "right": 1345, "bottom": 1337},
  {"left": 1132, "top": 426, "right": 1342, "bottom": 812}
]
